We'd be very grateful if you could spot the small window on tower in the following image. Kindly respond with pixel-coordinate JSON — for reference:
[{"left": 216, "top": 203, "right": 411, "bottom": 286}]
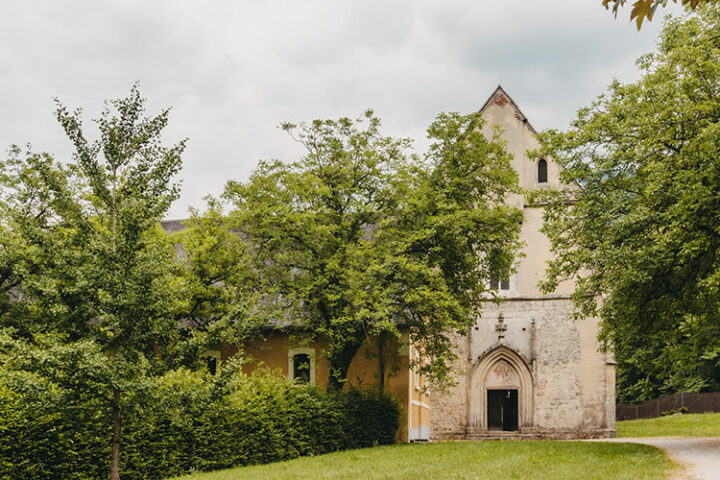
[{"left": 538, "top": 159, "right": 548, "bottom": 184}]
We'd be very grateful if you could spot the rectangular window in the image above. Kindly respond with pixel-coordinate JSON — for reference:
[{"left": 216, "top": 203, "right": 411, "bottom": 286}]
[
  {"left": 490, "top": 268, "right": 511, "bottom": 291},
  {"left": 203, "top": 350, "right": 221, "bottom": 375},
  {"left": 288, "top": 347, "right": 315, "bottom": 383},
  {"left": 293, "top": 353, "right": 311, "bottom": 383},
  {"left": 413, "top": 347, "right": 422, "bottom": 391}
]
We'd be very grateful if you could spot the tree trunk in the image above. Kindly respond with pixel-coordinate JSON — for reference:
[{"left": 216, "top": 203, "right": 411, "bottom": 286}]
[
  {"left": 378, "top": 335, "right": 385, "bottom": 394},
  {"left": 327, "top": 339, "right": 364, "bottom": 393},
  {"left": 110, "top": 389, "right": 122, "bottom": 480}
]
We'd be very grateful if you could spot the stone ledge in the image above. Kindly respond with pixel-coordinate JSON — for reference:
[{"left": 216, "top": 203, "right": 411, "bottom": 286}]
[{"left": 430, "top": 428, "right": 617, "bottom": 442}]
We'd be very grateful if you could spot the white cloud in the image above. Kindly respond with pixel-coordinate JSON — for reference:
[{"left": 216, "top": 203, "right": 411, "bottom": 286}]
[{"left": 0, "top": 0, "right": 686, "bottom": 218}]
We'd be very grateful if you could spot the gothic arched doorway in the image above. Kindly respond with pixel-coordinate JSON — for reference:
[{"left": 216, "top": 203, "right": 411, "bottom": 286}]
[{"left": 470, "top": 346, "right": 533, "bottom": 431}]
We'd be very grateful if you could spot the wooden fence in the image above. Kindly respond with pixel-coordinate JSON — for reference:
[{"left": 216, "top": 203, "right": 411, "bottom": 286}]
[{"left": 617, "top": 391, "right": 720, "bottom": 421}]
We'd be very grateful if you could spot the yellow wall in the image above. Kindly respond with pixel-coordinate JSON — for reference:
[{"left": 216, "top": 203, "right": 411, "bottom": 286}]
[
  {"left": 220, "top": 332, "right": 413, "bottom": 441},
  {"left": 408, "top": 342, "right": 432, "bottom": 441}
]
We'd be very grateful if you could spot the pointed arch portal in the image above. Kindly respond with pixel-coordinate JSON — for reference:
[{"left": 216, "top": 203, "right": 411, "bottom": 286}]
[{"left": 470, "top": 346, "right": 533, "bottom": 431}]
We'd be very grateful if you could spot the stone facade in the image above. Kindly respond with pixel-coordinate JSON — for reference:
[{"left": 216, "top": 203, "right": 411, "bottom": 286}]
[{"left": 429, "top": 87, "right": 616, "bottom": 440}]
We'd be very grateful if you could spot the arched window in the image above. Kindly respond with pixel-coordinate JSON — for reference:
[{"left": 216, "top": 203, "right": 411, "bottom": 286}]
[{"left": 538, "top": 159, "right": 548, "bottom": 184}]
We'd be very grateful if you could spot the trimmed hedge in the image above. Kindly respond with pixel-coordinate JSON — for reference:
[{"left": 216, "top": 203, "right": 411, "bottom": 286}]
[{"left": 0, "top": 367, "right": 400, "bottom": 480}]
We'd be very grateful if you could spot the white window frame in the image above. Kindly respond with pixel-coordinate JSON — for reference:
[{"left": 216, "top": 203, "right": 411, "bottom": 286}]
[
  {"left": 413, "top": 347, "right": 422, "bottom": 391},
  {"left": 489, "top": 271, "right": 512, "bottom": 292},
  {"left": 288, "top": 347, "right": 316, "bottom": 383}
]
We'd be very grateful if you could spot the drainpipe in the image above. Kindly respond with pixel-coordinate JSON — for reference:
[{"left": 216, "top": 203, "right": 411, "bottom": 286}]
[{"left": 530, "top": 319, "right": 536, "bottom": 373}]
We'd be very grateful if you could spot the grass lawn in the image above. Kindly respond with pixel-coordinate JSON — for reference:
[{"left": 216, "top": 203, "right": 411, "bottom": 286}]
[
  {"left": 172, "top": 441, "right": 674, "bottom": 480},
  {"left": 617, "top": 412, "right": 720, "bottom": 437}
]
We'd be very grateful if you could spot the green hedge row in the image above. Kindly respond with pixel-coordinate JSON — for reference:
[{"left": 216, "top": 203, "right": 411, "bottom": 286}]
[{"left": 0, "top": 367, "right": 400, "bottom": 480}]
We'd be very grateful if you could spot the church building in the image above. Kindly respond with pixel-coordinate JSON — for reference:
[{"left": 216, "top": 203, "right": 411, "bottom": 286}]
[
  {"left": 426, "top": 86, "right": 616, "bottom": 441},
  {"left": 164, "top": 87, "right": 616, "bottom": 442}
]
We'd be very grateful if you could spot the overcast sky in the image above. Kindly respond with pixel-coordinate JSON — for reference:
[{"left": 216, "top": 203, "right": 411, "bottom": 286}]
[{"left": 0, "top": 0, "right": 684, "bottom": 218}]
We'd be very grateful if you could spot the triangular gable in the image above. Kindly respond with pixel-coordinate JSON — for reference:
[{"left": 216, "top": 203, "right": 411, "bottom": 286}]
[{"left": 479, "top": 85, "right": 537, "bottom": 135}]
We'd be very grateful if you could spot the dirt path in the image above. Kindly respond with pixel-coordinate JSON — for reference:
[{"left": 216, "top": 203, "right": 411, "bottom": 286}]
[{"left": 597, "top": 437, "right": 720, "bottom": 480}]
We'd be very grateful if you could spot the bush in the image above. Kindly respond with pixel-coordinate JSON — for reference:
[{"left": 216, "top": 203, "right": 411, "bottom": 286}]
[
  {"left": 660, "top": 407, "right": 689, "bottom": 417},
  {"left": 0, "top": 365, "right": 400, "bottom": 480},
  {"left": 0, "top": 369, "right": 111, "bottom": 480}
]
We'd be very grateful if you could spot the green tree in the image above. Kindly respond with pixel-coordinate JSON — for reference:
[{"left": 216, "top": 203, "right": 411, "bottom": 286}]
[
  {"left": 536, "top": 6, "right": 720, "bottom": 401},
  {"left": 171, "top": 198, "right": 258, "bottom": 354},
  {"left": 602, "top": 0, "right": 711, "bottom": 29},
  {"left": 0, "top": 146, "right": 77, "bottom": 332},
  {"left": 0, "top": 85, "right": 190, "bottom": 479},
  {"left": 225, "top": 110, "right": 522, "bottom": 391}
]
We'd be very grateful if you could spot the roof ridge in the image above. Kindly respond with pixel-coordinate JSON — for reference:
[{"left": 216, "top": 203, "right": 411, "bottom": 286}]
[{"left": 479, "top": 85, "right": 537, "bottom": 134}]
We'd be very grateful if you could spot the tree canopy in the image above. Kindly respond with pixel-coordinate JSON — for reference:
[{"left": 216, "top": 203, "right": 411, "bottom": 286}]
[
  {"left": 0, "top": 85, "right": 213, "bottom": 479},
  {"left": 602, "top": 0, "right": 711, "bottom": 29},
  {"left": 224, "top": 110, "right": 522, "bottom": 391},
  {"left": 537, "top": 6, "right": 720, "bottom": 402},
  {"left": 0, "top": 89, "right": 523, "bottom": 476}
]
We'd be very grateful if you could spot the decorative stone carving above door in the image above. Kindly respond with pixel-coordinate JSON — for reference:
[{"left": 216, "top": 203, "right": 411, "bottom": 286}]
[{"left": 486, "top": 359, "right": 520, "bottom": 389}]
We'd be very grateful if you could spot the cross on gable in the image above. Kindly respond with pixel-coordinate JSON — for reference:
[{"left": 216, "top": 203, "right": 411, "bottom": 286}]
[{"left": 495, "top": 314, "right": 507, "bottom": 342}]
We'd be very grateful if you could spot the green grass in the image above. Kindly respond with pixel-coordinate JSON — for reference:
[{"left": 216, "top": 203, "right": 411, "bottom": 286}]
[
  {"left": 617, "top": 412, "right": 720, "bottom": 437},
  {"left": 172, "top": 441, "right": 673, "bottom": 480}
]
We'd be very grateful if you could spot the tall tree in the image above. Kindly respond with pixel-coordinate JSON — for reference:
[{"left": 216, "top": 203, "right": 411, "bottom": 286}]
[
  {"left": 225, "top": 110, "right": 522, "bottom": 391},
  {"left": 536, "top": 6, "right": 720, "bottom": 401},
  {"left": 0, "top": 85, "right": 188, "bottom": 479}
]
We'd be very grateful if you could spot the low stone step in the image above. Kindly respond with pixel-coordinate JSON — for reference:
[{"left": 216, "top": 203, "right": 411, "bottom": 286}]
[{"left": 465, "top": 433, "right": 542, "bottom": 440}]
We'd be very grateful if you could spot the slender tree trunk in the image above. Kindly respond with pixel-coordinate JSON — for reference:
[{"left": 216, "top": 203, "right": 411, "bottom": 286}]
[
  {"left": 109, "top": 166, "right": 121, "bottom": 480},
  {"left": 110, "top": 389, "right": 122, "bottom": 480}
]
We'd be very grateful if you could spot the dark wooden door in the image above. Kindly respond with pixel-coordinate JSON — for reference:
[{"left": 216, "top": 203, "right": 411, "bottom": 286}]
[
  {"left": 487, "top": 390, "right": 504, "bottom": 430},
  {"left": 487, "top": 389, "right": 518, "bottom": 431},
  {"left": 503, "top": 389, "right": 518, "bottom": 431}
]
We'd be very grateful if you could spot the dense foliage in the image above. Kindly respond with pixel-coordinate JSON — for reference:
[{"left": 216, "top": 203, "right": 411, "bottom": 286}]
[
  {"left": 225, "top": 111, "right": 522, "bottom": 391},
  {"left": 1, "top": 88, "right": 515, "bottom": 478},
  {"left": 0, "top": 349, "right": 399, "bottom": 480},
  {"left": 536, "top": 6, "right": 720, "bottom": 402},
  {"left": 0, "top": 86, "right": 253, "bottom": 479}
]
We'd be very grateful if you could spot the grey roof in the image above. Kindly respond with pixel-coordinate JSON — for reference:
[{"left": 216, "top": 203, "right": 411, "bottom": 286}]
[{"left": 161, "top": 219, "right": 187, "bottom": 234}]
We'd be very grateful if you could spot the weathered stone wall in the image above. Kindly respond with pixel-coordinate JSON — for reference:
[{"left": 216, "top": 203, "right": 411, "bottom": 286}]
[
  {"left": 429, "top": 331, "right": 469, "bottom": 440},
  {"left": 529, "top": 298, "right": 585, "bottom": 430},
  {"left": 430, "top": 298, "right": 616, "bottom": 439}
]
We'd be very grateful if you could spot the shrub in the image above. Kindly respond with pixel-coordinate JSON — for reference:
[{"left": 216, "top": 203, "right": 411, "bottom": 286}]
[
  {"left": 0, "top": 364, "right": 400, "bottom": 480},
  {"left": 660, "top": 406, "right": 689, "bottom": 417}
]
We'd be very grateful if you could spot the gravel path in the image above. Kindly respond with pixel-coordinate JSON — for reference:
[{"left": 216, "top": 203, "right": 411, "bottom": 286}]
[{"left": 597, "top": 437, "right": 720, "bottom": 480}]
